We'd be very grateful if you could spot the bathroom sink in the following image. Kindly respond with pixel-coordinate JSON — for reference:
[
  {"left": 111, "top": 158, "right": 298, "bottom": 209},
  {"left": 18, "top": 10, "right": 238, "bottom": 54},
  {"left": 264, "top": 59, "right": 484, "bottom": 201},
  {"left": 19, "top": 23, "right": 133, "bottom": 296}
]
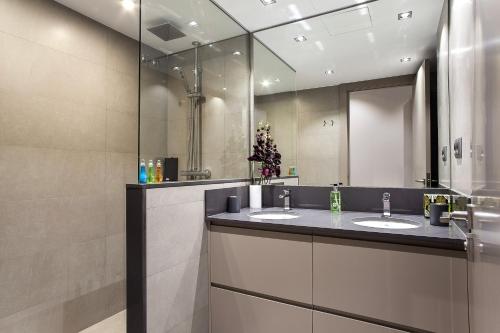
[
  {"left": 352, "top": 217, "right": 421, "bottom": 230},
  {"left": 248, "top": 211, "right": 300, "bottom": 220}
]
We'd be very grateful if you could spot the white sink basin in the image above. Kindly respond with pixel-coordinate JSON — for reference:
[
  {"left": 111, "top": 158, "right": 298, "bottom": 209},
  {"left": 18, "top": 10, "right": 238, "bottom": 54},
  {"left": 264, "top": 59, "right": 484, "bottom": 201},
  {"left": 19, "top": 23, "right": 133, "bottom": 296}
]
[
  {"left": 248, "top": 211, "right": 300, "bottom": 220},
  {"left": 352, "top": 217, "right": 421, "bottom": 230}
]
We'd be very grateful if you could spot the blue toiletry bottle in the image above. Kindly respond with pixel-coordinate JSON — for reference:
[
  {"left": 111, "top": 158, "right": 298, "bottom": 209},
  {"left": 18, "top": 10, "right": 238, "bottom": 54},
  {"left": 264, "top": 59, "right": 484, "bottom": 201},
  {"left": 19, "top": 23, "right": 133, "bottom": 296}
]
[{"left": 139, "top": 159, "right": 147, "bottom": 184}]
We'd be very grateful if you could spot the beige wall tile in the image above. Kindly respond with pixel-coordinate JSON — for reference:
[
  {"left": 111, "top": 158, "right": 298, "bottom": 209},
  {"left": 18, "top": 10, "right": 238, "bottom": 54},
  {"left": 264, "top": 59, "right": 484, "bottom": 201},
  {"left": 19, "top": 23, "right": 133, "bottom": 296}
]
[
  {"left": 147, "top": 253, "right": 209, "bottom": 333},
  {"left": 146, "top": 201, "right": 206, "bottom": 276},
  {"left": 106, "top": 31, "right": 139, "bottom": 77},
  {"left": 106, "top": 110, "right": 138, "bottom": 154},
  {"left": 67, "top": 239, "right": 106, "bottom": 300},
  {"left": 105, "top": 233, "right": 125, "bottom": 285}
]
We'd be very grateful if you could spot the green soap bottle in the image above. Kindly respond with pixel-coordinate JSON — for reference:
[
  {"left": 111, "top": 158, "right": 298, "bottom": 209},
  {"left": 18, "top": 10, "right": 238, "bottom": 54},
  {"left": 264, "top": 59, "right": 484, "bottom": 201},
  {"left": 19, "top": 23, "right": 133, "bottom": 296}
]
[
  {"left": 147, "top": 160, "right": 155, "bottom": 184},
  {"left": 330, "top": 183, "right": 342, "bottom": 213}
]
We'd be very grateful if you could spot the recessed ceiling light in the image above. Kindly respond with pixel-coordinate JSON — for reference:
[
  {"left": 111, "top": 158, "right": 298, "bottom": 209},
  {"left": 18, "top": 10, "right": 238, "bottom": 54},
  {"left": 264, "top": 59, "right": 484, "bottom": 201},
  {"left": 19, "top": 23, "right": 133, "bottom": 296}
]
[
  {"left": 325, "top": 69, "right": 334, "bottom": 75},
  {"left": 172, "top": 66, "right": 181, "bottom": 71},
  {"left": 121, "top": 0, "right": 135, "bottom": 11},
  {"left": 400, "top": 57, "right": 412, "bottom": 63},
  {"left": 222, "top": 87, "right": 227, "bottom": 91},
  {"left": 398, "top": 11, "right": 413, "bottom": 20},
  {"left": 261, "top": 80, "right": 272, "bottom": 87},
  {"left": 294, "top": 35, "right": 307, "bottom": 42},
  {"left": 274, "top": 78, "right": 280, "bottom": 82},
  {"left": 188, "top": 21, "right": 198, "bottom": 27},
  {"left": 260, "top": 0, "right": 277, "bottom": 6},
  {"left": 232, "top": 51, "right": 242, "bottom": 56}
]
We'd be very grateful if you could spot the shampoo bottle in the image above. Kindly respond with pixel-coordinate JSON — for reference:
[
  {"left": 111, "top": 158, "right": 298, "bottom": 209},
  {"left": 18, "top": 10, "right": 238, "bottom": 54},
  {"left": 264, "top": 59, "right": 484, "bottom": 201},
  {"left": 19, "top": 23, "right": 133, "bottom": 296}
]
[
  {"left": 155, "top": 160, "right": 163, "bottom": 183},
  {"left": 147, "top": 160, "right": 154, "bottom": 184},
  {"left": 139, "top": 159, "right": 147, "bottom": 184},
  {"left": 330, "top": 183, "right": 342, "bottom": 213}
]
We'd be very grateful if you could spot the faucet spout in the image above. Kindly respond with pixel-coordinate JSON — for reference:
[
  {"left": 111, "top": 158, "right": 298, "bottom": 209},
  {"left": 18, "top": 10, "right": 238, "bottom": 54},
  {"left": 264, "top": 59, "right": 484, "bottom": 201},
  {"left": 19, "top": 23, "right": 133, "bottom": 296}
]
[
  {"left": 382, "top": 192, "right": 391, "bottom": 217},
  {"left": 279, "top": 189, "right": 291, "bottom": 211}
]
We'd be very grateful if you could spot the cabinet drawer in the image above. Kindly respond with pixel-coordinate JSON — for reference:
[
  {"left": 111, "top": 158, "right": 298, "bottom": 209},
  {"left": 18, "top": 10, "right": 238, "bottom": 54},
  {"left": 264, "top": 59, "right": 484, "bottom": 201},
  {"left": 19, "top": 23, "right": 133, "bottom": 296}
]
[
  {"left": 211, "top": 287, "right": 312, "bottom": 333},
  {"left": 313, "top": 237, "right": 468, "bottom": 333},
  {"left": 314, "top": 311, "right": 405, "bottom": 333},
  {"left": 210, "top": 226, "right": 312, "bottom": 303}
]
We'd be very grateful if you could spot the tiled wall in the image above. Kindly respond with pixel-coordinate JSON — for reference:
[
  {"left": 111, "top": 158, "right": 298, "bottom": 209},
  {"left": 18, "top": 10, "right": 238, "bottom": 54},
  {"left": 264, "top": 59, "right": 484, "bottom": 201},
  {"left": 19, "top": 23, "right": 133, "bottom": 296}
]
[
  {"left": 0, "top": 0, "right": 137, "bottom": 331},
  {"left": 256, "top": 76, "right": 414, "bottom": 186},
  {"left": 140, "top": 35, "right": 251, "bottom": 181},
  {"left": 144, "top": 182, "right": 248, "bottom": 333}
]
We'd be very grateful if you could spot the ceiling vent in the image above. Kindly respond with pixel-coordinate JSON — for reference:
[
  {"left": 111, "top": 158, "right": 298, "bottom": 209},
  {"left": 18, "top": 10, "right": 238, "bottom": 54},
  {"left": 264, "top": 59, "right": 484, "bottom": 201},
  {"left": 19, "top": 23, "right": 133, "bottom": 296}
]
[
  {"left": 321, "top": 6, "right": 373, "bottom": 36},
  {"left": 148, "top": 23, "right": 186, "bottom": 42}
]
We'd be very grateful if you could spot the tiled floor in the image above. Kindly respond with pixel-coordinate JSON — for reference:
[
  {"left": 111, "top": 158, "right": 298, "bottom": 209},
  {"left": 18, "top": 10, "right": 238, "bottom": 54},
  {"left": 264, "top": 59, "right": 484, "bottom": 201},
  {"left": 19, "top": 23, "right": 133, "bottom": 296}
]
[{"left": 79, "top": 311, "right": 126, "bottom": 333}]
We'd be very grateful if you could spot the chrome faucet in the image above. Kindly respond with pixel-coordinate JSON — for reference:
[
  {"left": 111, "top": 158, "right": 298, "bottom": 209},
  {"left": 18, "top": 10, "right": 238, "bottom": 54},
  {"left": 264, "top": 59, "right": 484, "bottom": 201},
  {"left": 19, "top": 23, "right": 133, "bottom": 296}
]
[
  {"left": 382, "top": 192, "right": 391, "bottom": 217},
  {"left": 279, "top": 189, "right": 291, "bottom": 211}
]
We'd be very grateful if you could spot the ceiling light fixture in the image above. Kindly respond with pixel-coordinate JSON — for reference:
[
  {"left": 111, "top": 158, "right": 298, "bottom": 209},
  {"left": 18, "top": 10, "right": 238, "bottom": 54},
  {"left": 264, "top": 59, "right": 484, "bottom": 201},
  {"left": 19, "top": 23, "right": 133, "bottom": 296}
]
[
  {"left": 188, "top": 21, "right": 198, "bottom": 27},
  {"left": 172, "top": 66, "right": 181, "bottom": 71},
  {"left": 274, "top": 78, "right": 280, "bottom": 83},
  {"left": 398, "top": 11, "right": 413, "bottom": 20},
  {"left": 232, "top": 51, "right": 242, "bottom": 56},
  {"left": 121, "top": 0, "right": 135, "bottom": 11},
  {"left": 260, "top": 0, "right": 277, "bottom": 6},
  {"left": 325, "top": 69, "right": 334, "bottom": 75},
  {"left": 400, "top": 57, "right": 412, "bottom": 63},
  {"left": 294, "top": 35, "right": 307, "bottom": 42},
  {"left": 261, "top": 80, "right": 272, "bottom": 87}
]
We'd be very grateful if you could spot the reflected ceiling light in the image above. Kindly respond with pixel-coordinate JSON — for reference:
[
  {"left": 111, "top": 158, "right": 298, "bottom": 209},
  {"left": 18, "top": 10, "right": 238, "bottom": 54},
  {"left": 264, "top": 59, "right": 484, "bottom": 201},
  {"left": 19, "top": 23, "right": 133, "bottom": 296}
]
[
  {"left": 298, "top": 20, "right": 312, "bottom": 31},
  {"left": 172, "top": 66, "right": 181, "bottom": 71},
  {"left": 274, "top": 78, "right": 280, "bottom": 83},
  {"left": 233, "top": 50, "right": 242, "bottom": 56},
  {"left": 260, "top": 0, "right": 277, "bottom": 6},
  {"left": 398, "top": 11, "right": 413, "bottom": 20},
  {"left": 400, "top": 57, "right": 412, "bottom": 62},
  {"left": 294, "top": 35, "right": 307, "bottom": 42},
  {"left": 121, "top": 0, "right": 135, "bottom": 11},
  {"left": 325, "top": 69, "right": 334, "bottom": 75},
  {"left": 222, "top": 87, "right": 227, "bottom": 91},
  {"left": 188, "top": 21, "right": 199, "bottom": 27},
  {"left": 367, "top": 32, "right": 375, "bottom": 43},
  {"left": 261, "top": 80, "right": 272, "bottom": 87},
  {"left": 315, "top": 41, "right": 325, "bottom": 51},
  {"left": 288, "top": 4, "right": 302, "bottom": 19}
]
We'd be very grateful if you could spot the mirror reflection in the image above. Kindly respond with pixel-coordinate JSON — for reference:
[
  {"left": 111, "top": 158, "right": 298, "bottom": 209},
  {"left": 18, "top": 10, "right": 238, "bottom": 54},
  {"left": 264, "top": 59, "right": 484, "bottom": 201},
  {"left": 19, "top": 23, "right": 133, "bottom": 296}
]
[{"left": 253, "top": 0, "right": 449, "bottom": 188}]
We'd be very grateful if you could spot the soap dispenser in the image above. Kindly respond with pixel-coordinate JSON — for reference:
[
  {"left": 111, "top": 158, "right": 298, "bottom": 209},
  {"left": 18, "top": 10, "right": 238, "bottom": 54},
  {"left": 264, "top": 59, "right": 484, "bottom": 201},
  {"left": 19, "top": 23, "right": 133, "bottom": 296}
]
[{"left": 330, "top": 183, "right": 342, "bottom": 213}]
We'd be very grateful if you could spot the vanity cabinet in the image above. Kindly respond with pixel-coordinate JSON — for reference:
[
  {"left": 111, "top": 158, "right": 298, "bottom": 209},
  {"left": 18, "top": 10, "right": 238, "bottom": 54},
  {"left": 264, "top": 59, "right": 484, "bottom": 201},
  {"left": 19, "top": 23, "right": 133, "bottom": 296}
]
[
  {"left": 210, "top": 225, "right": 312, "bottom": 303},
  {"left": 211, "top": 287, "right": 312, "bottom": 333},
  {"left": 313, "top": 311, "right": 405, "bottom": 333},
  {"left": 313, "top": 236, "right": 469, "bottom": 333}
]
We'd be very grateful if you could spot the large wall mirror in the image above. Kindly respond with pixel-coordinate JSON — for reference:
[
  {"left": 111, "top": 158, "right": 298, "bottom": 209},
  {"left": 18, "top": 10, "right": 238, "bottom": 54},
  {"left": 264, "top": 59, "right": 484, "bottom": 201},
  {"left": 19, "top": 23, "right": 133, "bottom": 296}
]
[{"left": 253, "top": 0, "right": 450, "bottom": 189}]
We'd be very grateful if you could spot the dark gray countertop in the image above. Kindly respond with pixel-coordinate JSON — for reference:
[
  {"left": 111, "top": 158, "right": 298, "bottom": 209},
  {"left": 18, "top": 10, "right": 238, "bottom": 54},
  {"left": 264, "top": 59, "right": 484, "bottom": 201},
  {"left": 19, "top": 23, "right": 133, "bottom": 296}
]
[{"left": 207, "top": 208, "right": 467, "bottom": 252}]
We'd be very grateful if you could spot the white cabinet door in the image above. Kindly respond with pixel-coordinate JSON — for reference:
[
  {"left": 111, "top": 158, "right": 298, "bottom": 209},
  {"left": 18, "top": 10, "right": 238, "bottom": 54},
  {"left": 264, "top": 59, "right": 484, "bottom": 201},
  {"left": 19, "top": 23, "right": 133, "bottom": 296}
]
[
  {"left": 313, "top": 236, "right": 468, "bottom": 333},
  {"left": 314, "top": 311, "right": 405, "bottom": 333},
  {"left": 211, "top": 225, "right": 312, "bottom": 303},
  {"left": 211, "top": 287, "right": 312, "bottom": 333}
]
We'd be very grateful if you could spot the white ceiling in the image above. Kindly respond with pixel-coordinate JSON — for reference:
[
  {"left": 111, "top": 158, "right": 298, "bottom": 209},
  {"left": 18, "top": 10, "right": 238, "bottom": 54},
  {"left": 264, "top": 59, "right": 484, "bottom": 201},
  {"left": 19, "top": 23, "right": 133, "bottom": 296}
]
[
  {"left": 54, "top": 0, "right": 245, "bottom": 54},
  {"left": 212, "top": 0, "right": 368, "bottom": 32},
  {"left": 255, "top": 0, "right": 445, "bottom": 91},
  {"left": 254, "top": 40, "right": 297, "bottom": 95}
]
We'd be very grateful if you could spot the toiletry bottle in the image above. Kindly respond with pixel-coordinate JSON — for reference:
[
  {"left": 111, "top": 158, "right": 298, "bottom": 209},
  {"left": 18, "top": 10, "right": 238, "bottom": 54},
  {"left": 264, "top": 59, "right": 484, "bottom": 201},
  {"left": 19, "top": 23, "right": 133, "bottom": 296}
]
[
  {"left": 147, "top": 160, "right": 154, "bottom": 184},
  {"left": 139, "top": 159, "right": 147, "bottom": 184},
  {"left": 330, "top": 183, "right": 342, "bottom": 213},
  {"left": 155, "top": 160, "right": 163, "bottom": 183}
]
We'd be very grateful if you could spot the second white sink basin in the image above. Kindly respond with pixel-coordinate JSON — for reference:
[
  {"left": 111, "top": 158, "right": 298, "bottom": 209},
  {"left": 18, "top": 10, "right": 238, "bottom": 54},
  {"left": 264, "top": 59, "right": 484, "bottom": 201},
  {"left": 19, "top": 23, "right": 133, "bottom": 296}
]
[
  {"left": 248, "top": 211, "right": 300, "bottom": 220},
  {"left": 353, "top": 217, "right": 421, "bottom": 230}
]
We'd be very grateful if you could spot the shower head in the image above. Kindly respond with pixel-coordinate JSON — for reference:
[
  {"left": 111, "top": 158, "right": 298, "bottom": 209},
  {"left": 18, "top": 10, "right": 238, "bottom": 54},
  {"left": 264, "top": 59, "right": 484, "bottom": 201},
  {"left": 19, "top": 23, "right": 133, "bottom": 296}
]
[{"left": 148, "top": 23, "right": 186, "bottom": 42}]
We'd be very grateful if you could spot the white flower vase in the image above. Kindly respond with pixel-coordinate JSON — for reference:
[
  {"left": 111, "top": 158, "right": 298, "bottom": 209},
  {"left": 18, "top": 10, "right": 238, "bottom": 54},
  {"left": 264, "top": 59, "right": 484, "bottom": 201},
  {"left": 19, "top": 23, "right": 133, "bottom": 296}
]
[{"left": 249, "top": 185, "right": 262, "bottom": 209}]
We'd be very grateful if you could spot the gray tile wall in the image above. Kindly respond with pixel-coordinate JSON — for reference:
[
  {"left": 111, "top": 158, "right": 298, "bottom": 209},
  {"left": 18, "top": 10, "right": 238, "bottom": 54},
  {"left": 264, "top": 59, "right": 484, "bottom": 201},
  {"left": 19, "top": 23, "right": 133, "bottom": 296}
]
[
  {"left": 145, "top": 182, "right": 247, "bottom": 333},
  {"left": 0, "top": 0, "right": 137, "bottom": 331}
]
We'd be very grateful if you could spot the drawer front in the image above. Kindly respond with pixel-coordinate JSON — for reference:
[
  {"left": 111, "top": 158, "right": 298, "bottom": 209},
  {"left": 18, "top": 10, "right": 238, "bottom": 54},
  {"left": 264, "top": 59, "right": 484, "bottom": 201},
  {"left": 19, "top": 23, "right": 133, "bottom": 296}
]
[
  {"left": 211, "top": 225, "right": 312, "bottom": 303},
  {"left": 314, "top": 311, "right": 405, "bottom": 333},
  {"left": 211, "top": 287, "right": 312, "bottom": 333},
  {"left": 313, "top": 237, "right": 468, "bottom": 333}
]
